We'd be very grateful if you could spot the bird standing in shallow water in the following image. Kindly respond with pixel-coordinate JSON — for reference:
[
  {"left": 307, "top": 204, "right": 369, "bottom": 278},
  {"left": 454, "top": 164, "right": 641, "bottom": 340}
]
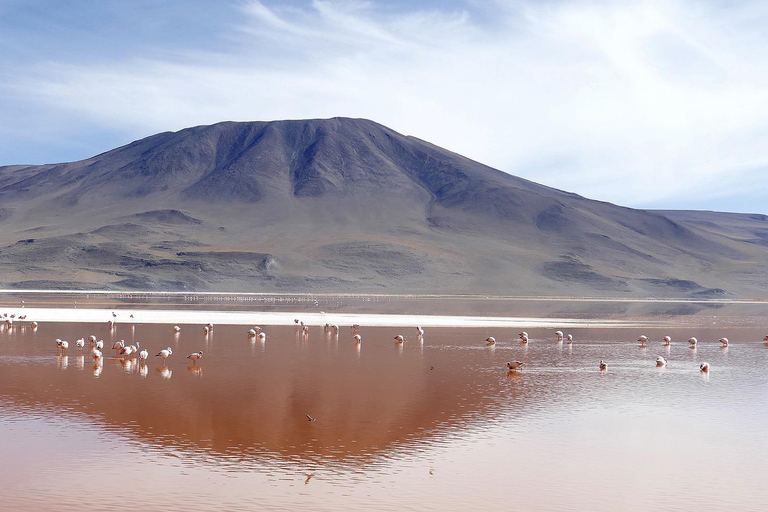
[
  {"left": 688, "top": 337, "right": 698, "bottom": 348},
  {"left": 173, "top": 326, "right": 181, "bottom": 333},
  {"left": 519, "top": 332, "right": 529, "bottom": 344},
  {"left": 565, "top": 334, "right": 573, "bottom": 344},
  {"left": 599, "top": 360, "right": 607, "bottom": 371},
  {"left": 485, "top": 337, "right": 496, "bottom": 346},
  {"left": 555, "top": 331, "right": 564, "bottom": 342},
  {"left": 656, "top": 356, "right": 667, "bottom": 367},
  {"left": 662, "top": 336, "right": 671, "bottom": 346},
  {"left": 394, "top": 335, "right": 405, "bottom": 344},
  {"left": 719, "top": 337, "right": 729, "bottom": 347},
  {"left": 506, "top": 361, "right": 524, "bottom": 371},
  {"left": 156, "top": 347, "right": 173, "bottom": 364},
  {"left": 700, "top": 362, "right": 710, "bottom": 372},
  {"left": 138, "top": 349, "right": 148, "bottom": 363},
  {"left": 187, "top": 351, "right": 203, "bottom": 364},
  {"left": 353, "top": 334, "right": 361, "bottom": 343},
  {"left": 638, "top": 335, "right": 648, "bottom": 346}
]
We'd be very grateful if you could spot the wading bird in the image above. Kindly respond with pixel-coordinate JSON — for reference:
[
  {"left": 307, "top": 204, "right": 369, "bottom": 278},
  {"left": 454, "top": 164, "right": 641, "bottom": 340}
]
[
  {"left": 599, "top": 360, "right": 607, "bottom": 370},
  {"left": 156, "top": 347, "right": 173, "bottom": 364},
  {"left": 485, "top": 337, "right": 496, "bottom": 346},
  {"left": 656, "top": 356, "right": 667, "bottom": 367},
  {"left": 506, "top": 361, "right": 524, "bottom": 371},
  {"left": 187, "top": 351, "right": 203, "bottom": 363}
]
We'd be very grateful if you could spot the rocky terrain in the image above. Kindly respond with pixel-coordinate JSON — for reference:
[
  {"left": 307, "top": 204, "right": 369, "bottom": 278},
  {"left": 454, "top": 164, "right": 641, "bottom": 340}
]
[{"left": 0, "top": 117, "right": 766, "bottom": 297}]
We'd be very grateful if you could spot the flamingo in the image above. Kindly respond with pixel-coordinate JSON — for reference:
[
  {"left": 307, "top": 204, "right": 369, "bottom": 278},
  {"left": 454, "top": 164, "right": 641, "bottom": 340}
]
[
  {"left": 203, "top": 326, "right": 210, "bottom": 335},
  {"left": 248, "top": 329, "right": 257, "bottom": 337},
  {"left": 506, "top": 361, "right": 524, "bottom": 371},
  {"left": 56, "top": 339, "right": 68, "bottom": 351},
  {"left": 394, "top": 335, "right": 405, "bottom": 344},
  {"left": 294, "top": 319, "right": 300, "bottom": 324},
  {"left": 688, "top": 337, "right": 698, "bottom": 348},
  {"left": 485, "top": 337, "right": 496, "bottom": 346},
  {"left": 253, "top": 326, "right": 261, "bottom": 333},
  {"left": 662, "top": 336, "right": 671, "bottom": 346},
  {"left": 519, "top": 332, "right": 529, "bottom": 344},
  {"left": 112, "top": 340, "right": 125, "bottom": 353},
  {"left": 555, "top": 330, "right": 564, "bottom": 342},
  {"left": 119, "top": 345, "right": 135, "bottom": 358},
  {"left": 95, "top": 340, "right": 104, "bottom": 350},
  {"left": 207, "top": 323, "right": 214, "bottom": 330},
  {"left": 700, "top": 362, "right": 710, "bottom": 372},
  {"left": 138, "top": 349, "right": 149, "bottom": 363},
  {"left": 565, "top": 334, "right": 573, "bottom": 344},
  {"left": 187, "top": 351, "right": 203, "bottom": 363},
  {"left": 91, "top": 349, "right": 103, "bottom": 361},
  {"left": 719, "top": 337, "right": 729, "bottom": 347},
  {"left": 332, "top": 325, "right": 339, "bottom": 334},
  {"left": 75, "top": 338, "right": 85, "bottom": 350},
  {"left": 351, "top": 324, "right": 360, "bottom": 331},
  {"left": 638, "top": 335, "right": 648, "bottom": 346},
  {"left": 353, "top": 334, "right": 362, "bottom": 343},
  {"left": 156, "top": 347, "right": 173, "bottom": 364},
  {"left": 656, "top": 356, "right": 667, "bottom": 367},
  {"left": 599, "top": 360, "right": 607, "bottom": 370},
  {"left": 257, "top": 332, "right": 266, "bottom": 342},
  {"left": 173, "top": 326, "right": 181, "bottom": 333},
  {"left": 417, "top": 326, "right": 424, "bottom": 337},
  {"left": 31, "top": 321, "right": 38, "bottom": 329},
  {"left": 88, "top": 335, "right": 97, "bottom": 345}
]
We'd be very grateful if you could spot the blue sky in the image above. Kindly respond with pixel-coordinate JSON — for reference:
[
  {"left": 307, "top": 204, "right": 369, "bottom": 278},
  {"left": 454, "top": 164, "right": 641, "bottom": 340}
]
[{"left": 1, "top": 0, "right": 767, "bottom": 213}]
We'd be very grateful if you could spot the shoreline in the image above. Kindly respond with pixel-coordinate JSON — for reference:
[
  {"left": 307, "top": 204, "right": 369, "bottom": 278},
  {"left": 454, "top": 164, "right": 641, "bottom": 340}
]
[{"left": 1, "top": 307, "right": 670, "bottom": 328}]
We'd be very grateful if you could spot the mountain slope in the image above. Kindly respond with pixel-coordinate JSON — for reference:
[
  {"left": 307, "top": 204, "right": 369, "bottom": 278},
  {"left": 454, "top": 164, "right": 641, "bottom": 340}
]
[{"left": 0, "top": 117, "right": 766, "bottom": 297}]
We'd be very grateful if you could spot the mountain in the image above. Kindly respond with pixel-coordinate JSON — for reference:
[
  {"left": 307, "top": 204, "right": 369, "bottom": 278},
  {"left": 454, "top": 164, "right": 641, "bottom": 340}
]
[{"left": 0, "top": 117, "right": 766, "bottom": 297}]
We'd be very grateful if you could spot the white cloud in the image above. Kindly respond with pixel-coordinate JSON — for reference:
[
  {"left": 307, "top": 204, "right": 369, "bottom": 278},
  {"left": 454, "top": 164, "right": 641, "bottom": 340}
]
[{"left": 6, "top": 0, "right": 768, "bottom": 211}]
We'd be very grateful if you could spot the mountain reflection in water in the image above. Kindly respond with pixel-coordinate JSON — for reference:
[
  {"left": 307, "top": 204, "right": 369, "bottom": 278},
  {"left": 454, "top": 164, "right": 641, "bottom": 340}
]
[{"left": 1, "top": 321, "right": 767, "bottom": 511}]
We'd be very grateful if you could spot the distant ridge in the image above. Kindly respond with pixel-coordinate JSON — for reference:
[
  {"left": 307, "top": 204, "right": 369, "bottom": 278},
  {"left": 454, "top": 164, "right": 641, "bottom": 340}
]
[{"left": 0, "top": 117, "right": 766, "bottom": 297}]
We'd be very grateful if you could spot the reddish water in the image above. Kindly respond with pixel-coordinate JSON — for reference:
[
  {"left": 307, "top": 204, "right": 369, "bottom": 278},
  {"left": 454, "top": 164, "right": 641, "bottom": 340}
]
[{"left": 1, "top": 321, "right": 767, "bottom": 511}]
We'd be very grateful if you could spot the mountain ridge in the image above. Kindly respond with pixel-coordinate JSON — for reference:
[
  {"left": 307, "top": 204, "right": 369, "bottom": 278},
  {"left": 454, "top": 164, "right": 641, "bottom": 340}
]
[{"left": 0, "top": 117, "right": 766, "bottom": 297}]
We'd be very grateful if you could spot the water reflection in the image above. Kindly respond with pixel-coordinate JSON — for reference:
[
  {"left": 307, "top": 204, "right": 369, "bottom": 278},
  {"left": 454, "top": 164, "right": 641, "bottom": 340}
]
[{"left": 0, "top": 321, "right": 767, "bottom": 512}]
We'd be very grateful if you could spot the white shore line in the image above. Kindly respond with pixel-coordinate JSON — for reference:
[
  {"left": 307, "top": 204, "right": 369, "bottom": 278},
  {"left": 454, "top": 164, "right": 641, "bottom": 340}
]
[{"left": 4, "top": 307, "right": 663, "bottom": 328}]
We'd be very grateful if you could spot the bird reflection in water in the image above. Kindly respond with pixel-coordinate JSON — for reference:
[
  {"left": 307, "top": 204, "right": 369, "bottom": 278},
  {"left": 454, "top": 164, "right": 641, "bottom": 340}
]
[
  {"left": 139, "top": 364, "right": 149, "bottom": 378},
  {"left": 187, "top": 365, "right": 203, "bottom": 377},
  {"left": 56, "top": 355, "right": 68, "bottom": 371},
  {"left": 157, "top": 366, "right": 172, "bottom": 380},
  {"left": 75, "top": 355, "right": 85, "bottom": 370},
  {"left": 92, "top": 362, "right": 103, "bottom": 378}
]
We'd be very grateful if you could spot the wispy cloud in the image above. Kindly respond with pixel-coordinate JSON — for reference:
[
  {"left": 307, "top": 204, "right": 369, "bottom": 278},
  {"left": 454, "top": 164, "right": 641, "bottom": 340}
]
[{"left": 2, "top": 0, "right": 768, "bottom": 212}]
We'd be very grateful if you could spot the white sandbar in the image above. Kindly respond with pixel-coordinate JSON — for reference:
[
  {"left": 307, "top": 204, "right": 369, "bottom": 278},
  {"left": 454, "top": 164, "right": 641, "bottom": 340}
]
[{"left": 5, "top": 307, "right": 658, "bottom": 329}]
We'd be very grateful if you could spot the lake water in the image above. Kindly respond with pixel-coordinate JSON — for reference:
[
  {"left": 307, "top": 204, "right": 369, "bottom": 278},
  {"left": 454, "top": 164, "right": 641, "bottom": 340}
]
[{"left": 1, "top": 318, "right": 767, "bottom": 511}]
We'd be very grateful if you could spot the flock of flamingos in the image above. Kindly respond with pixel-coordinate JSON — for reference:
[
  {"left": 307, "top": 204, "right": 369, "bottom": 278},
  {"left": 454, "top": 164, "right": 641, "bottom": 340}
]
[{"left": 2, "top": 310, "right": 766, "bottom": 377}]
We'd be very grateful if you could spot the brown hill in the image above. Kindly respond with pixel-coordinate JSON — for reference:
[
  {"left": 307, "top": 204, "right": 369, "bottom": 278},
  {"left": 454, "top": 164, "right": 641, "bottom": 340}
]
[{"left": 0, "top": 117, "right": 766, "bottom": 297}]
